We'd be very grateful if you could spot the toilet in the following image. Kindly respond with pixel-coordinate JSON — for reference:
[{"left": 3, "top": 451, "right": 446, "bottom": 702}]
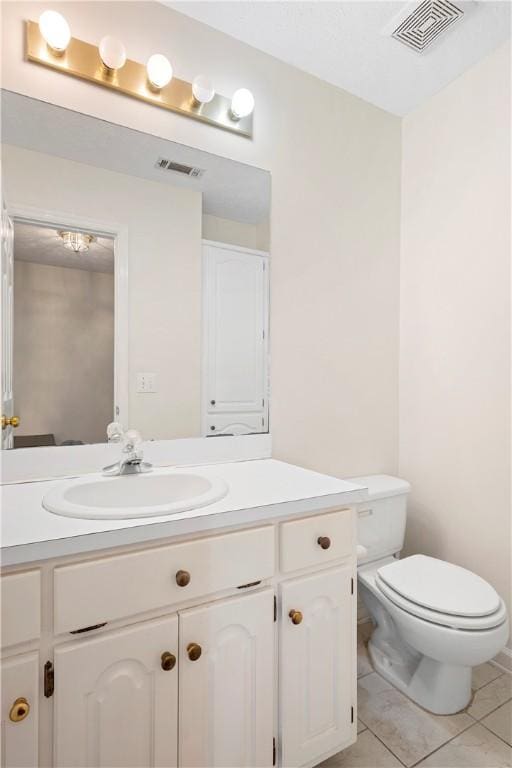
[{"left": 352, "top": 475, "right": 509, "bottom": 715}]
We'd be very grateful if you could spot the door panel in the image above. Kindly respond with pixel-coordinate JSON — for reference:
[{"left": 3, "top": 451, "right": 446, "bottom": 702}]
[
  {"left": 179, "top": 589, "right": 274, "bottom": 768},
  {"left": 204, "top": 245, "right": 268, "bottom": 420},
  {"left": 54, "top": 615, "right": 178, "bottom": 768},
  {"left": 207, "top": 412, "right": 266, "bottom": 436},
  {"left": 1, "top": 206, "right": 14, "bottom": 449},
  {"left": 280, "top": 567, "right": 355, "bottom": 767},
  {"left": 1, "top": 652, "right": 39, "bottom": 768}
]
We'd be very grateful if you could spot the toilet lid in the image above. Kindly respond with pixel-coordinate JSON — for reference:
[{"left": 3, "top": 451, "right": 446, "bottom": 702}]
[{"left": 377, "top": 555, "right": 501, "bottom": 617}]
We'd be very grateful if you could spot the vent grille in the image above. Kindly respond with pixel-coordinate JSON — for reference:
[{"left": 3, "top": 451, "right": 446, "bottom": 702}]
[
  {"left": 156, "top": 157, "right": 205, "bottom": 178},
  {"left": 391, "top": 0, "right": 464, "bottom": 52}
]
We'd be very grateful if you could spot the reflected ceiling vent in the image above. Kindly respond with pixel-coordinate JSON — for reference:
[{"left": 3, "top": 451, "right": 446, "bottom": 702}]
[
  {"left": 385, "top": 0, "right": 465, "bottom": 52},
  {"left": 155, "top": 157, "right": 205, "bottom": 178}
]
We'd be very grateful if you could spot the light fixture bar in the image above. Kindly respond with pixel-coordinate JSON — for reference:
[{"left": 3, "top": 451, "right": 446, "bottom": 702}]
[{"left": 25, "top": 20, "right": 253, "bottom": 138}]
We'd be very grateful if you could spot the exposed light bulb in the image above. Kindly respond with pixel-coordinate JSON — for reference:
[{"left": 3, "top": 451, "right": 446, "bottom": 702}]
[
  {"left": 146, "top": 54, "right": 173, "bottom": 90},
  {"left": 192, "top": 74, "right": 215, "bottom": 104},
  {"left": 99, "top": 36, "right": 126, "bottom": 71},
  {"left": 39, "top": 10, "right": 70, "bottom": 53},
  {"left": 230, "top": 88, "right": 255, "bottom": 120}
]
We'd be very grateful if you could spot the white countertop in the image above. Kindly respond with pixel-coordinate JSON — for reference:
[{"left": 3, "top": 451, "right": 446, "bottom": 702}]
[{"left": 0, "top": 459, "right": 367, "bottom": 566}]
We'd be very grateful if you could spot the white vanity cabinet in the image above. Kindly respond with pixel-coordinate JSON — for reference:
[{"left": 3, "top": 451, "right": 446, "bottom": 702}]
[{"left": 0, "top": 506, "right": 356, "bottom": 768}]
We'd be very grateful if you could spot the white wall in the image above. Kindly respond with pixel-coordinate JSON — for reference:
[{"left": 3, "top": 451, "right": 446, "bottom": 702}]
[
  {"left": 400, "top": 43, "right": 511, "bottom": 647},
  {"left": 202, "top": 214, "right": 269, "bottom": 251},
  {"left": 1, "top": 1, "right": 402, "bottom": 478},
  {"left": 3, "top": 144, "right": 202, "bottom": 440},
  {"left": 14, "top": 260, "right": 114, "bottom": 445}
]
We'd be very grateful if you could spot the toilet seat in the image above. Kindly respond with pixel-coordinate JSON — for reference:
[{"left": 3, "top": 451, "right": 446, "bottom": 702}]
[{"left": 375, "top": 555, "right": 505, "bottom": 630}]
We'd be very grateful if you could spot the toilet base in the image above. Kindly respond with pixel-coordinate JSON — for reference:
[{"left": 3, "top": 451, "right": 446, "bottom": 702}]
[{"left": 368, "top": 637, "right": 472, "bottom": 715}]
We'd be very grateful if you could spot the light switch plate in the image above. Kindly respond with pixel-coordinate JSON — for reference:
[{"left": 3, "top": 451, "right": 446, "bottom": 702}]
[{"left": 136, "top": 372, "right": 157, "bottom": 393}]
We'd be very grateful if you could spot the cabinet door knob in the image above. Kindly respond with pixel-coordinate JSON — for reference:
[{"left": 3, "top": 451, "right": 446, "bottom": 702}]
[
  {"left": 161, "top": 651, "right": 176, "bottom": 671},
  {"left": 317, "top": 536, "right": 331, "bottom": 550},
  {"left": 176, "top": 570, "right": 191, "bottom": 587},
  {"left": 187, "top": 642, "right": 202, "bottom": 661},
  {"left": 9, "top": 697, "right": 30, "bottom": 722},
  {"left": 210, "top": 400, "right": 216, "bottom": 406},
  {"left": 289, "top": 609, "right": 303, "bottom": 625}
]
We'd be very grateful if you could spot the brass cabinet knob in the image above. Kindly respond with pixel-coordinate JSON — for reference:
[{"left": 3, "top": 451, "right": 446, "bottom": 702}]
[
  {"left": 187, "top": 642, "right": 202, "bottom": 661},
  {"left": 161, "top": 651, "right": 176, "bottom": 671},
  {"left": 317, "top": 536, "right": 331, "bottom": 550},
  {"left": 9, "top": 697, "right": 30, "bottom": 722},
  {"left": 1, "top": 415, "right": 20, "bottom": 430},
  {"left": 289, "top": 609, "right": 303, "bottom": 625},
  {"left": 176, "top": 570, "right": 191, "bottom": 587}
]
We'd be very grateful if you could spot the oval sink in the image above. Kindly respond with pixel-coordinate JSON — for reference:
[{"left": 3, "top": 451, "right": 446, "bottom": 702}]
[{"left": 42, "top": 471, "right": 229, "bottom": 520}]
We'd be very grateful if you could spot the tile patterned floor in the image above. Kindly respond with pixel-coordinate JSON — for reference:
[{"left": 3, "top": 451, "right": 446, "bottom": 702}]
[{"left": 319, "top": 622, "right": 512, "bottom": 768}]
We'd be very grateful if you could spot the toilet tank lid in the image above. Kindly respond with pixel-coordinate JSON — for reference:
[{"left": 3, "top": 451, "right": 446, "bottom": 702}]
[{"left": 347, "top": 474, "right": 410, "bottom": 501}]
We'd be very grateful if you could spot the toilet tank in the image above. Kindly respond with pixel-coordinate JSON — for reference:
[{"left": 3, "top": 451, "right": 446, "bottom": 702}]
[{"left": 348, "top": 475, "right": 410, "bottom": 565}]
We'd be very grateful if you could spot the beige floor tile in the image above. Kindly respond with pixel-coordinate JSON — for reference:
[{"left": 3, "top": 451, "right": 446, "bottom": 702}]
[
  {"left": 357, "top": 719, "right": 367, "bottom": 734},
  {"left": 358, "top": 673, "right": 473, "bottom": 767},
  {"left": 482, "top": 701, "right": 512, "bottom": 746},
  {"left": 468, "top": 674, "right": 512, "bottom": 720},
  {"left": 318, "top": 729, "right": 402, "bottom": 768},
  {"left": 417, "top": 723, "right": 512, "bottom": 768},
  {"left": 472, "top": 663, "right": 504, "bottom": 691}
]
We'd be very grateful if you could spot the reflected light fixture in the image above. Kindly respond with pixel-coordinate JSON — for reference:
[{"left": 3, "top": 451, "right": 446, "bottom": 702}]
[
  {"left": 192, "top": 74, "right": 215, "bottom": 104},
  {"left": 38, "top": 10, "right": 70, "bottom": 54},
  {"left": 99, "top": 35, "right": 126, "bottom": 71},
  {"left": 59, "top": 231, "right": 94, "bottom": 253},
  {"left": 230, "top": 88, "right": 255, "bottom": 120},
  {"left": 146, "top": 53, "right": 173, "bottom": 90}
]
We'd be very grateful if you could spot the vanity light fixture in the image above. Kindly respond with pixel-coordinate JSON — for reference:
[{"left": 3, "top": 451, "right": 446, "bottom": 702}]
[
  {"left": 192, "top": 74, "right": 215, "bottom": 105},
  {"left": 230, "top": 88, "right": 255, "bottom": 120},
  {"left": 25, "top": 17, "right": 254, "bottom": 138},
  {"left": 99, "top": 36, "right": 126, "bottom": 72},
  {"left": 146, "top": 54, "right": 173, "bottom": 90},
  {"left": 38, "top": 10, "right": 70, "bottom": 54},
  {"left": 59, "top": 231, "right": 94, "bottom": 253}
]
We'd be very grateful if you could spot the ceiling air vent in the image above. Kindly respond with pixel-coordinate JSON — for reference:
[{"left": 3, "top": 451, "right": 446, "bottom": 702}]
[
  {"left": 388, "top": 0, "right": 464, "bottom": 52},
  {"left": 155, "top": 157, "right": 205, "bottom": 178}
]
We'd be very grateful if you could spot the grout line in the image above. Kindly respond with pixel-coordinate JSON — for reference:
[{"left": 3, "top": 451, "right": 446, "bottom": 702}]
[
  {"left": 478, "top": 719, "right": 512, "bottom": 751},
  {"left": 406, "top": 719, "right": 479, "bottom": 768},
  {"left": 362, "top": 725, "right": 409, "bottom": 767},
  {"left": 471, "top": 695, "right": 512, "bottom": 723}
]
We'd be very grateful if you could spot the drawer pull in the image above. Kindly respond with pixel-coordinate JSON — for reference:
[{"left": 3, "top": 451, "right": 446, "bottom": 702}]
[
  {"left": 176, "top": 570, "right": 191, "bottom": 587},
  {"left": 9, "top": 697, "right": 30, "bottom": 722},
  {"left": 289, "top": 609, "right": 303, "bottom": 625},
  {"left": 317, "top": 536, "right": 331, "bottom": 550},
  {"left": 161, "top": 651, "right": 176, "bottom": 671},
  {"left": 187, "top": 642, "right": 202, "bottom": 661}
]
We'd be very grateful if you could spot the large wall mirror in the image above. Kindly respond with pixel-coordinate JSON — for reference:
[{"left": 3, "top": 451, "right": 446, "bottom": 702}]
[{"left": 0, "top": 90, "right": 270, "bottom": 449}]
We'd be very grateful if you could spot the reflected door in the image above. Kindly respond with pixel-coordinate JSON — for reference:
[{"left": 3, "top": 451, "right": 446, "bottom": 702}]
[{"left": 1, "top": 206, "right": 14, "bottom": 449}]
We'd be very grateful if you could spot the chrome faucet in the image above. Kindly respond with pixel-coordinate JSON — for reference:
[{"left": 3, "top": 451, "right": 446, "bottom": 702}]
[{"left": 103, "top": 423, "right": 153, "bottom": 476}]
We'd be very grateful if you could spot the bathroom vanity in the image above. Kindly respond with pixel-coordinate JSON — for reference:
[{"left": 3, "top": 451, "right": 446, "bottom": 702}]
[{"left": 0, "top": 459, "right": 365, "bottom": 768}]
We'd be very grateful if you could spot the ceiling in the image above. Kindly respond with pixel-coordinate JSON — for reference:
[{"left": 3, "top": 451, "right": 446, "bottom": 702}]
[
  {"left": 14, "top": 222, "right": 115, "bottom": 274},
  {"left": 167, "top": 1, "right": 510, "bottom": 116},
  {"left": 1, "top": 91, "right": 270, "bottom": 225}
]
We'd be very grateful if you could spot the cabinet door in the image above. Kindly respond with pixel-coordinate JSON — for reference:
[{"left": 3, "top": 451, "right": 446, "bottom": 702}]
[
  {"left": 179, "top": 589, "right": 274, "bottom": 768},
  {"left": 54, "top": 616, "right": 178, "bottom": 768},
  {"left": 203, "top": 244, "right": 268, "bottom": 418},
  {"left": 1, "top": 652, "right": 38, "bottom": 768},
  {"left": 280, "top": 566, "right": 355, "bottom": 767}
]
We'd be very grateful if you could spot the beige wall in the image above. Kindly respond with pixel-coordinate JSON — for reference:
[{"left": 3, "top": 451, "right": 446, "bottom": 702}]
[
  {"left": 14, "top": 260, "right": 114, "bottom": 445},
  {"left": 202, "top": 214, "right": 269, "bottom": 251},
  {"left": 400, "top": 43, "right": 511, "bottom": 644},
  {"left": 1, "top": 1, "right": 401, "bottom": 477},
  {"left": 3, "top": 144, "right": 202, "bottom": 440}
]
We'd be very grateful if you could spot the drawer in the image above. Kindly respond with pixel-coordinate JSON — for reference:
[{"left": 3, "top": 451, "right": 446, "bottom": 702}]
[
  {"left": 54, "top": 526, "right": 275, "bottom": 634},
  {"left": 280, "top": 510, "right": 354, "bottom": 573},
  {"left": 1, "top": 571, "right": 41, "bottom": 648}
]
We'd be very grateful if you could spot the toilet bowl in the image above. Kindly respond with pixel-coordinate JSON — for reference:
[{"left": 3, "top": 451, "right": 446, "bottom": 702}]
[{"left": 351, "top": 475, "right": 510, "bottom": 715}]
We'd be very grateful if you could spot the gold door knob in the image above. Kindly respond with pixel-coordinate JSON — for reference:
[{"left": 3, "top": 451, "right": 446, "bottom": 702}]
[
  {"left": 2, "top": 415, "right": 20, "bottom": 429},
  {"left": 9, "top": 697, "right": 30, "bottom": 722},
  {"left": 317, "top": 536, "right": 331, "bottom": 550},
  {"left": 187, "top": 642, "right": 202, "bottom": 661},
  {"left": 176, "top": 570, "right": 191, "bottom": 587},
  {"left": 161, "top": 651, "right": 176, "bottom": 671},
  {"left": 289, "top": 609, "right": 303, "bottom": 625}
]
